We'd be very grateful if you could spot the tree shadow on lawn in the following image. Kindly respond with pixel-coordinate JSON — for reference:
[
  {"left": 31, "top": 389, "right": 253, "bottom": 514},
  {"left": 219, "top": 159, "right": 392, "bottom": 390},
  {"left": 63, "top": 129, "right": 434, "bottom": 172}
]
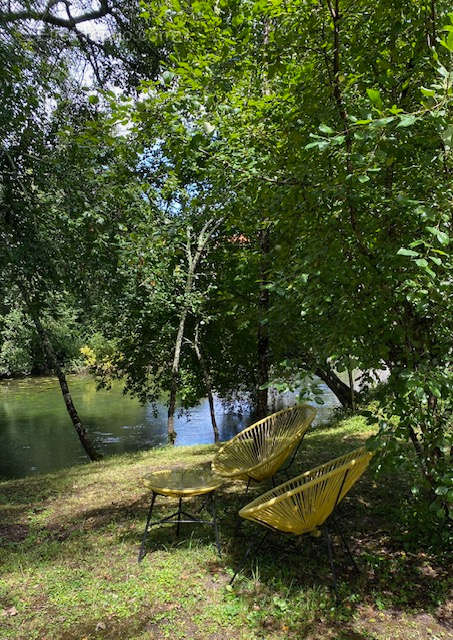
[
  {"left": 1, "top": 437, "right": 451, "bottom": 636},
  {"left": 218, "top": 461, "right": 451, "bottom": 625},
  {"left": 224, "top": 525, "right": 452, "bottom": 638},
  {"left": 123, "top": 473, "right": 451, "bottom": 625}
]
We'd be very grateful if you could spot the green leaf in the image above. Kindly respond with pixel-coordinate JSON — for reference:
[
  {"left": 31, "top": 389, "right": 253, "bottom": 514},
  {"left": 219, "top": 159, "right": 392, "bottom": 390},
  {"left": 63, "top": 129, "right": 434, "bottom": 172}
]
[
  {"left": 202, "top": 121, "right": 215, "bottom": 135},
  {"left": 358, "top": 174, "right": 370, "bottom": 183},
  {"left": 415, "top": 258, "right": 428, "bottom": 267},
  {"left": 319, "top": 123, "right": 335, "bottom": 135},
  {"left": 397, "top": 114, "right": 417, "bottom": 128},
  {"left": 440, "top": 124, "right": 453, "bottom": 151},
  {"left": 162, "top": 70, "right": 175, "bottom": 84},
  {"left": 370, "top": 116, "right": 395, "bottom": 127},
  {"left": 190, "top": 132, "right": 204, "bottom": 149},
  {"left": 305, "top": 140, "right": 329, "bottom": 151},
  {"left": 439, "top": 30, "right": 453, "bottom": 52},
  {"left": 426, "top": 226, "right": 449, "bottom": 245},
  {"left": 366, "top": 88, "right": 383, "bottom": 109},
  {"left": 397, "top": 248, "right": 419, "bottom": 257},
  {"left": 88, "top": 94, "right": 99, "bottom": 105},
  {"left": 420, "top": 87, "right": 436, "bottom": 97}
]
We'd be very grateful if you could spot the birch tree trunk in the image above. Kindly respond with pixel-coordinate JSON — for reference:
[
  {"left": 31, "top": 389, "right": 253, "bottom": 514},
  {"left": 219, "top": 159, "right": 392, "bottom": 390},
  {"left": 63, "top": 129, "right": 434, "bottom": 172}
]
[
  {"left": 27, "top": 300, "right": 103, "bottom": 461},
  {"left": 193, "top": 323, "right": 219, "bottom": 443},
  {"left": 167, "top": 218, "right": 222, "bottom": 443}
]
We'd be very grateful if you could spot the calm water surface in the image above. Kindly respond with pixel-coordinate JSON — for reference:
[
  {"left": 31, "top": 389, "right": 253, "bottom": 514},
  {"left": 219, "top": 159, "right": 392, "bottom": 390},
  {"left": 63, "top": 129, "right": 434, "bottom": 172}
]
[{"left": 0, "top": 375, "right": 340, "bottom": 479}]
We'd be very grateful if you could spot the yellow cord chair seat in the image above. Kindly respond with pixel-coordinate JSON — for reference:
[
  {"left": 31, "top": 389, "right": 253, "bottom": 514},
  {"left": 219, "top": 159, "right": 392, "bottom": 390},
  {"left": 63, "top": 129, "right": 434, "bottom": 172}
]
[
  {"left": 212, "top": 404, "right": 317, "bottom": 483},
  {"left": 239, "top": 447, "right": 373, "bottom": 535}
]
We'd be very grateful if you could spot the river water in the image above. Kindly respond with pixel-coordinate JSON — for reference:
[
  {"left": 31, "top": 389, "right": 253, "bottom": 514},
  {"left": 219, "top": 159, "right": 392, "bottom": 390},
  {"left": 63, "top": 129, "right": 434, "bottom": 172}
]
[{"left": 0, "top": 375, "right": 340, "bottom": 479}]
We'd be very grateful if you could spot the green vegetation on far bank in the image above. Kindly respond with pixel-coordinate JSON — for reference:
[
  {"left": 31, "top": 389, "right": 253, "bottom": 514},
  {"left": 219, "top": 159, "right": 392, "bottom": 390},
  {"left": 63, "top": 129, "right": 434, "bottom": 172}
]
[{"left": 1, "top": 413, "right": 451, "bottom": 640}]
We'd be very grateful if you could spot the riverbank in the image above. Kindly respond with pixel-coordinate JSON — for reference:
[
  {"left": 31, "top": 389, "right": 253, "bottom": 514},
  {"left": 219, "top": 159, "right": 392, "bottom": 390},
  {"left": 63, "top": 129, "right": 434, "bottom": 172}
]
[
  {"left": 0, "top": 374, "right": 340, "bottom": 479},
  {"left": 0, "top": 413, "right": 451, "bottom": 640}
]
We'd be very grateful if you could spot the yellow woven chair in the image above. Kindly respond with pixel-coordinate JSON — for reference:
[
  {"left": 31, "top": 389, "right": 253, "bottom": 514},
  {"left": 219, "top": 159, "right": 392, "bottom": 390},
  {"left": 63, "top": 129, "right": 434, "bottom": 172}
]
[
  {"left": 212, "top": 404, "right": 317, "bottom": 487},
  {"left": 232, "top": 447, "right": 373, "bottom": 595}
]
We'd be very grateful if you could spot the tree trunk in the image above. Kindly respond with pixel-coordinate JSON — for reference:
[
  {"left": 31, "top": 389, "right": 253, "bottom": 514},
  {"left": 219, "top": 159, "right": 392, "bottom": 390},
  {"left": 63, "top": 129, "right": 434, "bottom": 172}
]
[
  {"left": 256, "top": 228, "right": 270, "bottom": 419},
  {"left": 167, "top": 218, "right": 223, "bottom": 443},
  {"left": 254, "top": 22, "right": 272, "bottom": 420},
  {"left": 315, "top": 364, "right": 354, "bottom": 408},
  {"left": 5, "top": 151, "right": 101, "bottom": 461},
  {"left": 167, "top": 310, "right": 187, "bottom": 444},
  {"left": 193, "top": 324, "right": 219, "bottom": 443},
  {"left": 347, "top": 361, "right": 356, "bottom": 411},
  {"left": 28, "top": 306, "right": 102, "bottom": 461}
]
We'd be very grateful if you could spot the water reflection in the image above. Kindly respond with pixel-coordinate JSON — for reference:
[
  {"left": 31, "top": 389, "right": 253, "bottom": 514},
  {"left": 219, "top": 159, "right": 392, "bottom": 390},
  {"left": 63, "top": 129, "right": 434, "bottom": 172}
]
[{"left": 0, "top": 375, "right": 340, "bottom": 479}]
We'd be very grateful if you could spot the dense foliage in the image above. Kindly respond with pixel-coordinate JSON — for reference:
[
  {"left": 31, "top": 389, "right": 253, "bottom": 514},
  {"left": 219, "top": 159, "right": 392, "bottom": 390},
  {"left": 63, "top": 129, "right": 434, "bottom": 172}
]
[{"left": 0, "top": 2, "right": 451, "bottom": 519}]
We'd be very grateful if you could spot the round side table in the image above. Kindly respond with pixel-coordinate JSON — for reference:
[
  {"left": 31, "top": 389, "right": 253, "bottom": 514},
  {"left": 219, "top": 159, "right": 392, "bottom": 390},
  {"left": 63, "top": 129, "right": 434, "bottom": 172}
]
[{"left": 138, "top": 467, "right": 224, "bottom": 562}]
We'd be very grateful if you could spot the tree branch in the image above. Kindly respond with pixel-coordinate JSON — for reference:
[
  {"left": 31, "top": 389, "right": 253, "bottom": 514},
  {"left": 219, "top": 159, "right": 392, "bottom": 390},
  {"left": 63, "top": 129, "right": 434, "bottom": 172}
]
[{"left": 0, "top": 0, "right": 111, "bottom": 29}]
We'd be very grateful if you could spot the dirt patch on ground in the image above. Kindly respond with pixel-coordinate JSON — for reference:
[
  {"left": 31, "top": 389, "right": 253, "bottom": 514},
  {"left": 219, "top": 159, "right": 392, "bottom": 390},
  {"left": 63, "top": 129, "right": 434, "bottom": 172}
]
[
  {"left": 351, "top": 605, "right": 453, "bottom": 640},
  {"left": 0, "top": 522, "right": 29, "bottom": 543}
]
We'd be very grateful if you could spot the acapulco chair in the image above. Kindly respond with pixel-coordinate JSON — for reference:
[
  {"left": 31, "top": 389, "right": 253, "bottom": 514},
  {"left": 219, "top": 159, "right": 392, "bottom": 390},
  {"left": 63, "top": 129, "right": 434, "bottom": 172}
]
[
  {"left": 212, "top": 404, "right": 317, "bottom": 488},
  {"left": 231, "top": 447, "right": 373, "bottom": 598}
]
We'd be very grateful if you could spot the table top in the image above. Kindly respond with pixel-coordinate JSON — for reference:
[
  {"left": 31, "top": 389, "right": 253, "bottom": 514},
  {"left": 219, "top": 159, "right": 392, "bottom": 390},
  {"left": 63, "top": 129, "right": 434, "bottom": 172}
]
[{"left": 144, "top": 466, "right": 224, "bottom": 497}]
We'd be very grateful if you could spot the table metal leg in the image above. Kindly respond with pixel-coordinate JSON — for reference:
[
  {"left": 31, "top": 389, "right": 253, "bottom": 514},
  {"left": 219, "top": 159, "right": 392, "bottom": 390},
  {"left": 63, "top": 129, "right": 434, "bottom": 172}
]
[
  {"left": 138, "top": 491, "right": 157, "bottom": 563},
  {"left": 176, "top": 496, "right": 183, "bottom": 538},
  {"left": 138, "top": 490, "right": 222, "bottom": 561}
]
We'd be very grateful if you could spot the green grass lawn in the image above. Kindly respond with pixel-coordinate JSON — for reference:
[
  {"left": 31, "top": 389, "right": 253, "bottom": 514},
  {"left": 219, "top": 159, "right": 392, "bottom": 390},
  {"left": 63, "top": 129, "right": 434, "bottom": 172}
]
[{"left": 0, "top": 413, "right": 451, "bottom": 639}]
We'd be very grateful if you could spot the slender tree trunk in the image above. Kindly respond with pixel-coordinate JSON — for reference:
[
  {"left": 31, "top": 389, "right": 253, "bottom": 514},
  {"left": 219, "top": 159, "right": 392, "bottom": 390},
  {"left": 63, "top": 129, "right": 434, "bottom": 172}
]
[
  {"left": 428, "top": 0, "right": 436, "bottom": 47},
  {"left": 167, "top": 218, "right": 223, "bottom": 443},
  {"left": 254, "top": 22, "right": 272, "bottom": 420},
  {"left": 167, "top": 309, "right": 188, "bottom": 444},
  {"left": 257, "top": 228, "right": 270, "bottom": 419},
  {"left": 4, "top": 150, "right": 102, "bottom": 461},
  {"left": 323, "top": 0, "right": 375, "bottom": 263},
  {"left": 193, "top": 324, "right": 219, "bottom": 443},
  {"left": 347, "top": 360, "right": 356, "bottom": 411},
  {"left": 28, "top": 304, "right": 102, "bottom": 461}
]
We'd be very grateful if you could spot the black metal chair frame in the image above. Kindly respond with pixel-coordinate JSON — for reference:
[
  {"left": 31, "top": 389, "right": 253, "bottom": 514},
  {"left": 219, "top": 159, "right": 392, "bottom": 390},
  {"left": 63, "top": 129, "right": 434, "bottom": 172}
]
[
  {"left": 138, "top": 490, "right": 221, "bottom": 562},
  {"left": 230, "top": 513, "right": 359, "bottom": 602}
]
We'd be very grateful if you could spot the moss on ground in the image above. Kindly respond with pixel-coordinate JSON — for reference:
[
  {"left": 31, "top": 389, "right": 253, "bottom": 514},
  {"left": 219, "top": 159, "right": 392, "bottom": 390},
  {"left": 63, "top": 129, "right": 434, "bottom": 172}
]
[{"left": 0, "top": 413, "right": 451, "bottom": 639}]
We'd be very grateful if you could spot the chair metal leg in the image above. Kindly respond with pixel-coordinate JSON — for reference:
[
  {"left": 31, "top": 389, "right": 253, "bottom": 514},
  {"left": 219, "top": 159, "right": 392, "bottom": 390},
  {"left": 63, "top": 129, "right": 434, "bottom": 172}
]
[
  {"left": 331, "top": 518, "right": 359, "bottom": 574},
  {"left": 138, "top": 491, "right": 157, "bottom": 563},
  {"left": 278, "top": 437, "right": 305, "bottom": 479},
  {"left": 196, "top": 496, "right": 207, "bottom": 514},
  {"left": 209, "top": 493, "right": 222, "bottom": 558},
  {"left": 324, "top": 526, "right": 339, "bottom": 602},
  {"left": 245, "top": 477, "right": 251, "bottom": 496},
  {"left": 230, "top": 529, "right": 269, "bottom": 585},
  {"left": 176, "top": 496, "right": 183, "bottom": 538}
]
